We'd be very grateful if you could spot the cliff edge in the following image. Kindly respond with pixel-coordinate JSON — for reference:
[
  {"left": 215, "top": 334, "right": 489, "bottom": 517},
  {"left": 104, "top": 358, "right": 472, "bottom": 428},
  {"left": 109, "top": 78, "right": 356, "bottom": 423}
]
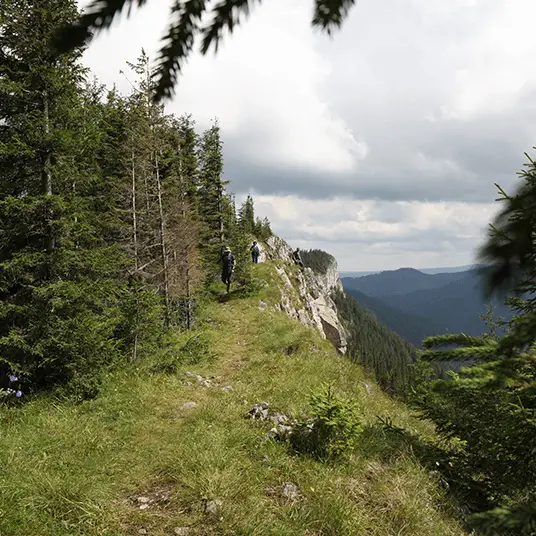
[{"left": 262, "top": 236, "right": 348, "bottom": 354}]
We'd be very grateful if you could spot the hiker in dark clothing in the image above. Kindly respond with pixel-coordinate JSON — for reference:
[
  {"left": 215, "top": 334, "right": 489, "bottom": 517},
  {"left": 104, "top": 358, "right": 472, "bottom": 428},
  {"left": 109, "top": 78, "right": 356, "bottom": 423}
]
[
  {"left": 221, "top": 246, "right": 235, "bottom": 293},
  {"left": 292, "top": 247, "right": 304, "bottom": 268},
  {"left": 250, "top": 241, "right": 260, "bottom": 264}
]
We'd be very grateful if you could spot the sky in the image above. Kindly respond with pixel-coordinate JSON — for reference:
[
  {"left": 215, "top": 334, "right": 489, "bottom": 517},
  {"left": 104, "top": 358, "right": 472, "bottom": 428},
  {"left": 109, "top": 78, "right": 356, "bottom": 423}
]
[{"left": 79, "top": 0, "right": 536, "bottom": 271}]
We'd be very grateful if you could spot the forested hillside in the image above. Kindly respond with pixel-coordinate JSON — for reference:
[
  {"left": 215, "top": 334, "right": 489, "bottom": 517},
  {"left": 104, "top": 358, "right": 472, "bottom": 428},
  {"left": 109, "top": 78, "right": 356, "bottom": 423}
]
[
  {"left": 342, "top": 267, "right": 512, "bottom": 343},
  {"left": 344, "top": 288, "right": 443, "bottom": 347},
  {"left": 0, "top": 1, "right": 271, "bottom": 399},
  {"left": 332, "top": 290, "right": 418, "bottom": 396}
]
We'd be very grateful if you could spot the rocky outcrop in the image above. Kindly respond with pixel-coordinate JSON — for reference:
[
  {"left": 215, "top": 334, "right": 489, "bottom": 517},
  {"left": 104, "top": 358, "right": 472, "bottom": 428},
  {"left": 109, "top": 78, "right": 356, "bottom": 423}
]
[{"left": 263, "top": 236, "right": 347, "bottom": 354}]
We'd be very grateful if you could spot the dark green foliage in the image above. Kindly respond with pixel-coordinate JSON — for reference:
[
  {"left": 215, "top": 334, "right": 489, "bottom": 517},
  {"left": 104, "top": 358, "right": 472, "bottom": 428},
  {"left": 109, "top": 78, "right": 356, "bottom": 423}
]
[
  {"left": 477, "top": 150, "right": 536, "bottom": 297},
  {"left": 410, "top": 154, "right": 536, "bottom": 534},
  {"left": 253, "top": 216, "right": 273, "bottom": 241},
  {"left": 332, "top": 290, "right": 417, "bottom": 397},
  {"left": 288, "top": 383, "right": 363, "bottom": 460},
  {"left": 0, "top": 0, "right": 130, "bottom": 399},
  {"left": 238, "top": 195, "right": 255, "bottom": 234},
  {"left": 53, "top": 0, "right": 357, "bottom": 101},
  {"left": 300, "top": 249, "right": 335, "bottom": 275}
]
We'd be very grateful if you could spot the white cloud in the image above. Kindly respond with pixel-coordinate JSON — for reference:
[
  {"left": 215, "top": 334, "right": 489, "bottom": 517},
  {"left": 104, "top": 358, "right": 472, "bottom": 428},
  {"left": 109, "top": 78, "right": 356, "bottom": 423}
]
[
  {"left": 239, "top": 194, "right": 497, "bottom": 270},
  {"left": 78, "top": 0, "right": 536, "bottom": 271}
]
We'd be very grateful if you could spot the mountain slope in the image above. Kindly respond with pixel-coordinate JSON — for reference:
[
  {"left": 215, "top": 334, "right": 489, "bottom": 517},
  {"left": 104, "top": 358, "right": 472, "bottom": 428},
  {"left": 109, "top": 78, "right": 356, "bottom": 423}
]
[
  {"left": 382, "top": 272, "right": 510, "bottom": 336},
  {"left": 342, "top": 268, "right": 468, "bottom": 297},
  {"left": 0, "top": 261, "right": 468, "bottom": 536},
  {"left": 344, "top": 288, "right": 444, "bottom": 347}
]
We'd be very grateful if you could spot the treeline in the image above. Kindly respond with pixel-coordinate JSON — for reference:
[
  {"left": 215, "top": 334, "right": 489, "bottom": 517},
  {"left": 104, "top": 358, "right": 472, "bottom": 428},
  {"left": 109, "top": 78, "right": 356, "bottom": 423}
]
[
  {"left": 332, "top": 290, "right": 417, "bottom": 396},
  {"left": 300, "top": 249, "right": 336, "bottom": 275},
  {"left": 0, "top": 1, "right": 270, "bottom": 400}
]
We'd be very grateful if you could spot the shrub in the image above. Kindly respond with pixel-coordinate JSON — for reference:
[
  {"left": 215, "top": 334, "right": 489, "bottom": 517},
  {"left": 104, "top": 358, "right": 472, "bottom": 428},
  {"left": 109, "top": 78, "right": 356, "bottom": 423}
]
[{"left": 289, "top": 383, "right": 363, "bottom": 460}]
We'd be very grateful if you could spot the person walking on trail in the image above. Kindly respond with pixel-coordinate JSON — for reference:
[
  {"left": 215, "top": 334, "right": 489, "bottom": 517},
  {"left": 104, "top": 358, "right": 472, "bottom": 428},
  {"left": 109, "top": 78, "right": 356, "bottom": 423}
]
[
  {"left": 292, "top": 247, "right": 304, "bottom": 268},
  {"left": 221, "top": 246, "right": 235, "bottom": 293},
  {"left": 250, "top": 241, "right": 260, "bottom": 264}
]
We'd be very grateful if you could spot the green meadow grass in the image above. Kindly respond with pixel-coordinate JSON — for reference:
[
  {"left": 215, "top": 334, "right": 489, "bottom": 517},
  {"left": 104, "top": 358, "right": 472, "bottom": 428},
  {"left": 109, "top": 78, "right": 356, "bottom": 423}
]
[{"left": 0, "top": 263, "right": 470, "bottom": 536}]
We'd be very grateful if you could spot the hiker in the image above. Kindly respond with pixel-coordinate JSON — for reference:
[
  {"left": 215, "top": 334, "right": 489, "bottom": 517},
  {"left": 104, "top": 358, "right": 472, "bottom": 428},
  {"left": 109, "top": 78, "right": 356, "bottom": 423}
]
[
  {"left": 250, "top": 241, "right": 260, "bottom": 264},
  {"left": 221, "top": 246, "right": 235, "bottom": 293},
  {"left": 292, "top": 247, "right": 304, "bottom": 268}
]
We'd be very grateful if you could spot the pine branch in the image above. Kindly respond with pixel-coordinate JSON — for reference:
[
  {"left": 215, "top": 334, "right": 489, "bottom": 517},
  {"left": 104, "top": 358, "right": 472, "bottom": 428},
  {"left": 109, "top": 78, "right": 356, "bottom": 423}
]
[
  {"left": 420, "top": 344, "right": 499, "bottom": 363},
  {"left": 152, "top": 0, "right": 206, "bottom": 102},
  {"left": 200, "top": 0, "right": 259, "bottom": 55},
  {"left": 467, "top": 503, "right": 536, "bottom": 535},
  {"left": 422, "top": 333, "right": 491, "bottom": 350},
  {"left": 52, "top": 0, "right": 148, "bottom": 54},
  {"left": 52, "top": 0, "right": 359, "bottom": 101},
  {"left": 312, "top": 0, "right": 355, "bottom": 35}
]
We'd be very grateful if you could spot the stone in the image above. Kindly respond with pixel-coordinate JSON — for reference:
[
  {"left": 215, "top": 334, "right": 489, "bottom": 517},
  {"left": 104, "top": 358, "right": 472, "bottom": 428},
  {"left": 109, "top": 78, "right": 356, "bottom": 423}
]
[
  {"left": 195, "top": 374, "right": 204, "bottom": 382},
  {"left": 184, "top": 372, "right": 195, "bottom": 378},
  {"left": 282, "top": 482, "right": 300, "bottom": 501},
  {"left": 182, "top": 401, "right": 197, "bottom": 409},
  {"left": 247, "top": 402, "right": 271, "bottom": 420},
  {"left": 265, "top": 427, "right": 279, "bottom": 440},
  {"left": 221, "top": 385, "right": 233, "bottom": 392},
  {"left": 204, "top": 499, "right": 223, "bottom": 515},
  {"left": 200, "top": 380, "right": 211, "bottom": 388},
  {"left": 137, "top": 496, "right": 150, "bottom": 503},
  {"left": 174, "top": 528, "right": 190, "bottom": 535},
  {"left": 183, "top": 381, "right": 193, "bottom": 386},
  {"left": 138, "top": 529, "right": 148, "bottom": 535},
  {"left": 270, "top": 413, "right": 289, "bottom": 425},
  {"left": 278, "top": 424, "right": 293, "bottom": 436},
  {"left": 139, "top": 503, "right": 150, "bottom": 510}
]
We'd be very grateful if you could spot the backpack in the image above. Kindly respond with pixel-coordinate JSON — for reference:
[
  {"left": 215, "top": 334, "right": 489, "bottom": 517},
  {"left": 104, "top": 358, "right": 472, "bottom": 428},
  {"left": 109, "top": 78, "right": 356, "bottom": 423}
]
[{"left": 253, "top": 245, "right": 260, "bottom": 255}]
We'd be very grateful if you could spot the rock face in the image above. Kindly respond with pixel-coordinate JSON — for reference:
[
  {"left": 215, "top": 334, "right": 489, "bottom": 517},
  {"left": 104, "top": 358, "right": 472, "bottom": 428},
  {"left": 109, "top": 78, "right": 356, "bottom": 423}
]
[{"left": 263, "top": 236, "right": 348, "bottom": 354}]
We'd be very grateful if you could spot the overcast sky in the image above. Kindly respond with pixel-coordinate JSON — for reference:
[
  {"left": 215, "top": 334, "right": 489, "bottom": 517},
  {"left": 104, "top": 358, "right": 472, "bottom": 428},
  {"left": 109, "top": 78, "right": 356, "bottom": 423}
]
[{"left": 80, "top": 0, "right": 536, "bottom": 271}]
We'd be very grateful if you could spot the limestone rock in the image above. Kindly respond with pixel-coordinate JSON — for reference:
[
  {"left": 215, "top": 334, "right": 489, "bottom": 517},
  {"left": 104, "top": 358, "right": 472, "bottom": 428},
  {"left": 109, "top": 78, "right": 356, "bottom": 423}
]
[{"left": 264, "top": 236, "right": 347, "bottom": 354}]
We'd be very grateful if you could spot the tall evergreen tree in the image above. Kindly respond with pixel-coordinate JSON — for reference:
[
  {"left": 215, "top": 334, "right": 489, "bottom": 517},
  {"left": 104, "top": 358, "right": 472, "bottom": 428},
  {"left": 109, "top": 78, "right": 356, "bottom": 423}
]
[
  {"left": 238, "top": 195, "right": 255, "bottom": 235},
  {"left": 0, "top": 0, "right": 127, "bottom": 398},
  {"left": 197, "top": 119, "right": 229, "bottom": 278}
]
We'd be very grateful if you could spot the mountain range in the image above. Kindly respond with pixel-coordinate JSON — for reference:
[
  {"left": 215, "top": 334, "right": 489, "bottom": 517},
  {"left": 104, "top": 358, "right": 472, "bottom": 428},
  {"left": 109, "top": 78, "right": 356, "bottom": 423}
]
[{"left": 341, "top": 266, "right": 511, "bottom": 347}]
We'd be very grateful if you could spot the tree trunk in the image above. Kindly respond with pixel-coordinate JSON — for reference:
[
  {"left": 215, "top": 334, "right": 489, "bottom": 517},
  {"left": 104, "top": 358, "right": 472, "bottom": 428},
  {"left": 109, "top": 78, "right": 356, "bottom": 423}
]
[
  {"left": 131, "top": 151, "right": 139, "bottom": 271},
  {"left": 42, "top": 89, "right": 55, "bottom": 256},
  {"left": 155, "top": 149, "right": 170, "bottom": 325}
]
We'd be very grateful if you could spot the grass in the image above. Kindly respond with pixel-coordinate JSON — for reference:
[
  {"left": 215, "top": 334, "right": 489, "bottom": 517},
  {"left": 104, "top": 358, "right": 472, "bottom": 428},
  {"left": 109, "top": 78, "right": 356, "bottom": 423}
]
[{"left": 0, "top": 262, "right": 470, "bottom": 536}]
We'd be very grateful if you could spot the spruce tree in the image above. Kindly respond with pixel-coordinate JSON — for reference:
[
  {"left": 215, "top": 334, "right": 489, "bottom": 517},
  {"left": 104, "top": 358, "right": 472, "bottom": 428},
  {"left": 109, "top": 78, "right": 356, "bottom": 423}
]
[
  {"left": 238, "top": 195, "right": 255, "bottom": 235},
  {"left": 413, "top": 153, "right": 536, "bottom": 533},
  {"left": 197, "top": 119, "right": 229, "bottom": 279},
  {"left": 0, "top": 0, "right": 127, "bottom": 398}
]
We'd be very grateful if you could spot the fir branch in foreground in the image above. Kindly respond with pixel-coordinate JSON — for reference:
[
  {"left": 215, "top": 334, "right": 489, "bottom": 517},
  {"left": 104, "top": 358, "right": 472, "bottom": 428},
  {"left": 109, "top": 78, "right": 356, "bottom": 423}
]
[
  {"left": 200, "top": 0, "right": 258, "bottom": 55},
  {"left": 152, "top": 0, "right": 206, "bottom": 102},
  {"left": 312, "top": 0, "right": 355, "bottom": 35},
  {"left": 52, "top": 0, "right": 358, "bottom": 101},
  {"left": 52, "top": 0, "right": 148, "bottom": 55},
  {"left": 467, "top": 503, "right": 536, "bottom": 535},
  {"left": 420, "top": 343, "right": 499, "bottom": 363},
  {"left": 422, "top": 333, "right": 491, "bottom": 350}
]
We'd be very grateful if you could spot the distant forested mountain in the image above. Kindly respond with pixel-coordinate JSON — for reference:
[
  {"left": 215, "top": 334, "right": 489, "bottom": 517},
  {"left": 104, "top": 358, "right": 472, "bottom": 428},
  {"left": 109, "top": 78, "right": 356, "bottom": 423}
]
[
  {"left": 342, "top": 267, "right": 512, "bottom": 346},
  {"left": 344, "top": 288, "right": 444, "bottom": 347}
]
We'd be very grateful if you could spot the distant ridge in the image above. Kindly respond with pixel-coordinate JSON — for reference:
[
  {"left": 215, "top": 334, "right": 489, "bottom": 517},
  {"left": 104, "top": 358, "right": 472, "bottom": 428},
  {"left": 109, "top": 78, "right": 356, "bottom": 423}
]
[
  {"left": 341, "top": 265, "right": 510, "bottom": 345},
  {"left": 339, "top": 263, "right": 485, "bottom": 279}
]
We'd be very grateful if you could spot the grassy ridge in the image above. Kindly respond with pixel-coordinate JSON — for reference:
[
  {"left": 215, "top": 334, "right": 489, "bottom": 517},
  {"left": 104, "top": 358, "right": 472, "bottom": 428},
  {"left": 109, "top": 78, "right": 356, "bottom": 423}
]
[{"left": 0, "top": 263, "right": 468, "bottom": 535}]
